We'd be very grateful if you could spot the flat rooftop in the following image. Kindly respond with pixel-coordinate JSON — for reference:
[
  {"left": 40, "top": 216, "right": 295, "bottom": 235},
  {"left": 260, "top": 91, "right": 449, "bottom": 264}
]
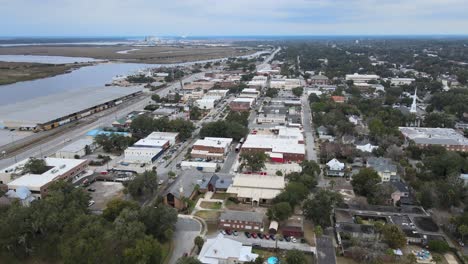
[
  {"left": 399, "top": 127, "right": 468, "bottom": 146},
  {"left": 5, "top": 157, "right": 87, "bottom": 189},
  {"left": 58, "top": 138, "right": 94, "bottom": 153},
  {"left": 0, "top": 86, "right": 143, "bottom": 125}
]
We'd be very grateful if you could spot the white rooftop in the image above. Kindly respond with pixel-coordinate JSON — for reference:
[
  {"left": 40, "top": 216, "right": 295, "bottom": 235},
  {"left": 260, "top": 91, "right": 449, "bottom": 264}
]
[
  {"left": 134, "top": 138, "right": 169, "bottom": 147},
  {"left": 399, "top": 127, "right": 468, "bottom": 146},
  {"left": 232, "top": 98, "right": 255, "bottom": 103},
  {"left": 58, "top": 138, "right": 94, "bottom": 153},
  {"left": 5, "top": 157, "right": 87, "bottom": 189},
  {"left": 243, "top": 134, "right": 305, "bottom": 155},
  {"left": 194, "top": 137, "right": 233, "bottom": 148},
  {"left": 198, "top": 234, "right": 258, "bottom": 264},
  {"left": 242, "top": 88, "right": 259, "bottom": 94},
  {"left": 227, "top": 174, "right": 285, "bottom": 200}
]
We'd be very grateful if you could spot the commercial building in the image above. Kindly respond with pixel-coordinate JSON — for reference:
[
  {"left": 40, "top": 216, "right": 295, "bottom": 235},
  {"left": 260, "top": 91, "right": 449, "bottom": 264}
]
[
  {"left": 247, "top": 76, "right": 268, "bottom": 88},
  {"left": 183, "top": 80, "right": 215, "bottom": 91},
  {"left": 198, "top": 234, "right": 258, "bottom": 264},
  {"left": 1, "top": 157, "right": 88, "bottom": 198},
  {"left": 180, "top": 161, "right": 218, "bottom": 173},
  {"left": 308, "top": 74, "right": 330, "bottom": 85},
  {"left": 345, "top": 73, "right": 380, "bottom": 83},
  {"left": 145, "top": 132, "right": 179, "bottom": 145},
  {"left": 270, "top": 78, "right": 302, "bottom": 90},
  {"left": 55, "top": 138, "right": 95, "bottom": 159},
  {"left": 0, "top": 86, "right": 143, "bottom": 131},
  {"left": 242, "top": 131, "right": 305, "bottom": 162},
  {"left": 206, "top": 89, "right": 229, "bottom": 97},
  {"left": 219, "top": 210, "right": 264, "bottom": 231},
  {"left": 390, "top": 78, "right": 415, "bottom": 86},
  {"left": 124, "top": 147, "right": 164, "bottom": 164},
  {"left": 133, "top": 138, "right": 170, "bottom": 150},
  {"left": 239, "top": 88, "right": 260, "bottom": 99},
  {"left": 191, "top": 137, "right": 233, "bottom": 161},
  {"left": 399, "top": 127, "right": 468, "bottom": 152},
  {"left": 256, "top": 114, "right": 286, "bottom": 125},
  {"left": 227, "top": 174, "right": 285, "bottom": 205},
  {"left": 195, "top": 98, "right": 217, "bottom": 110},
  {"left": 230, "top": 98, "right": 255, "bottom": 112}
]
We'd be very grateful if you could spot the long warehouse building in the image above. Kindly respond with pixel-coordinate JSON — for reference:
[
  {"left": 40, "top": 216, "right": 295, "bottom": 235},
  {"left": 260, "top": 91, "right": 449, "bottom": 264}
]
[{"left": 0, "top": 86, "right": 143, "bottom": 131}]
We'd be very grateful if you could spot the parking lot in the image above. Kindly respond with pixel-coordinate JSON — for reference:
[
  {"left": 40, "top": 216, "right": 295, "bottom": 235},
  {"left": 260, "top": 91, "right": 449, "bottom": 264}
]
[
  {"left": 211, "top": 232, "right": 316, "bottom": 253},
  {"left": 87, "top": 181, "right": 125, "bottom": 211}
]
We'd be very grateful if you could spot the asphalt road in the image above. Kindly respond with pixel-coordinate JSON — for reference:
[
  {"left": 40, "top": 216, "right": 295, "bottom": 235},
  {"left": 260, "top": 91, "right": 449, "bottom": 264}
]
[{"left": 169, "top": 216, "right": 202, "bottom": 264}]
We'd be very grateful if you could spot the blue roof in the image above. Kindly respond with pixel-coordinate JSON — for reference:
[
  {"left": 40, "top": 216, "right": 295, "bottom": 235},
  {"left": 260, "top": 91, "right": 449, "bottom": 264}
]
[{"left": 86, "top": 129, "right": 130, "bottom": 137}]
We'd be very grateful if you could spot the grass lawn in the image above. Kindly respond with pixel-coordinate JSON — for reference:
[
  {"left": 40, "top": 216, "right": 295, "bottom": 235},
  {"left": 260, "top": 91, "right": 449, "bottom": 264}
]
[
  {"left": 161, "top": 240, "right": 174, "bottom": 264},
  {"left": 200, "top": 201, "right": 222, "bottom": 210},
  {"left": 211, "top": 192, "right": 230, "bottom": 200},
  {"left": 195, "top": 210, "right": 221, "bottom": 221}
]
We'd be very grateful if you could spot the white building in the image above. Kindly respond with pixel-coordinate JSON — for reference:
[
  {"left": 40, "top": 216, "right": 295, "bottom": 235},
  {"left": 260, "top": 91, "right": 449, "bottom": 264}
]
[
  {"left": 227, "top": 174, "right": 285, "bottom": 205},
  {"left": 345, "top": 73, "right": 380, "bottom": 83},
  {"left": 124, "top": 147, "right": 163, "bottom": 164},
  {"left": 390, "top": 78, "right": 415, "bottom": 86},
  {"left": 247, "top": 76, "right": 268, "bottom": 88},
  {"left": 327, "top": 158, "right": 345, "bottom": 171},
  {"left": 55, "top": 138, "right": 95, "bottom": 159},
  {"left": 198, "top": 234, "right": 258, "bottom": 264},
  {"left": 180, "top": 161, "right": 218, "bottom": 173},
  {"left": 195, "top": 98, "right": 217, "bottom": 110},
  {"left": 145, "top": 132, "right": 179, "bottom": 145},
  {"left": 206, "top": 89, "right": 229, "bottom": 97},
  {"left": 133, "top": 138, "right": 169, "bottom": 149},
  {"left": 270, "top": 78, "right": 302, "bottom": 90},
  {"left": 2, "top": 157, "right": 89, "bottom": 198},
  {"left": 239, "top": 88, "right": 260, "bottom": 99}
]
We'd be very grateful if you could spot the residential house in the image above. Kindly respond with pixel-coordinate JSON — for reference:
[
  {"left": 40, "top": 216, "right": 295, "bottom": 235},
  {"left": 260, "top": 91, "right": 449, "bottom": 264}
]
[
  {"left": 366, "top": 157, "right": 398, "bottom": 182},
  {"left": 326, "top": 158, "right": 345, "bottom": 177}
]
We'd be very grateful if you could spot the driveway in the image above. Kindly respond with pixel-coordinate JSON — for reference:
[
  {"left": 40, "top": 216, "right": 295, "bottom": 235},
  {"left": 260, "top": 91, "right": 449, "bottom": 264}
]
[
  {"left": 316, "top": 236, "right": 336, "bottom": 264},
  {"left": 214, "top": 233, "right": 316, "bottom": 253},
  {"left": 169, "top": 216, "right": 202, "bottom": 264}
]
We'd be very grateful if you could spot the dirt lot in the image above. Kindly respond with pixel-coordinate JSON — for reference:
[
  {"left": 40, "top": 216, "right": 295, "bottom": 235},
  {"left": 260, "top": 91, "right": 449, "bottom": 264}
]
[
  {"left": 0, "top": 45, "right": 255, "bottom": 64},
  {"left": 88, "top": 181, "right": 125, "bottom": 211},
  {"left": 0, "top": 61, "right": 91, "bottom": 85}
]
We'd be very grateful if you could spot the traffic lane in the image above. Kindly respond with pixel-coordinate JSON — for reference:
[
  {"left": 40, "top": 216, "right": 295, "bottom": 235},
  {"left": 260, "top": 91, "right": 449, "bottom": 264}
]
[{"left": 169, "top": 217, "right": 201, "bottom": 264}]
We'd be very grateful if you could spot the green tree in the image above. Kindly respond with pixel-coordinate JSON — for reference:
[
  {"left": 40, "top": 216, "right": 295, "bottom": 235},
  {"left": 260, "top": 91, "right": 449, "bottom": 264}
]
[
  {"left": 138, "top": 203, "right": 178, "bottom": 242},
  {"left": 151, "top": 94, "right": 161, "bottom": 102},
  {"left": 240, "top": 152, "right": 268, "bottom": 172},
  {"left": 123, "top": 236, "right": 163, "bottom": 264},
  {"left": 194, "top": 236, "right": 204, "bottom": 251},
  {"left": 190, "top": 106, "right": 202, "bottom": 120},
  {"left": 103, "top": 199, "right": 139, "bottom": 222},
  {"left": 265, "top": 88, "right": 279, "bottom": 98},
  {"left": 303, "top": 190, "right": 343, "bottom": 227},
  {"left": 285, "top": 249, "right": 307, "bottom": 264},
  {"left": 267, "top": 202, "right": 292, "bottom": 221},
  {"left": 276, "top": 170, "right": 283, "bottom": 176},
  {"left": 176, "top": 256, "right": 202, "bottom": 264},
  {"left": 459, "top": 225, "right": 468, "bottom": 242},
  {"left": 382, "top": 224, "right": 406, "bottom": 248},
  {"left": 351, "top": 168, "right": 381, "bottom": 197},
  {"left": 23, "top": 157, "right": 48, "bottom": 174},
  {"left": 126, "top": 170, "right": 158, "bottom": 199},
  {"left": 314, "top": 225, "right": 323, "bottom": 237},
  {"left": 292, "top": 87, "right": 304, "bottom": 97}
]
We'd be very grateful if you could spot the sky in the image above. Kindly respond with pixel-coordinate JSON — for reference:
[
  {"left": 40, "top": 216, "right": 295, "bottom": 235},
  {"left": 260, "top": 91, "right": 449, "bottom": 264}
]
[{"left": 1, "top": 0, "right": 468, "bottom": 37}]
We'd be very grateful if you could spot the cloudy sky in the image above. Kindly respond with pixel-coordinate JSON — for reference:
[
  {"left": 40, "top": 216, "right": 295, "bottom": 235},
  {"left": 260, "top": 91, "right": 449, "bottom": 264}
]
[{"left": 2, "top": 0, "right": 468, "bottom": 36}]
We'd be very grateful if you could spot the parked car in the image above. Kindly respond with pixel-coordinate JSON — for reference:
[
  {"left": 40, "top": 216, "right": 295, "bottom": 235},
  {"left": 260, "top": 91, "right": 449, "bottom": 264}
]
[
  {"left": 220, "top": 230, "right": 226, "bottom": 235},
  {"left": 264, "top": 234, "right": 269, "bottom": 240},
  {"left": 278, "top": 236, "right": 284, "bottom": 241},
  {"left": 225, "top": 229, "right": 232, "bottom": 235},
  {"left": 291, "top": 237, "right": 297, "bottom": 243},
  {"left": 257, "top": 233, "right": 264, "bottom": 239},
  {"left": 140, "top": 163, "right": 146, "bottom": 167},
  {"left": 233, "top": 231, "right": 238, "bottom": 236},
  {"left": 87, "top": 188, "right": 96, "bottom": 192},
  {"left": 88, "top": 200, "right": 95, "bottom": 207},
  {"left": 285, "top": 236, "right": 291, "bottom": 242},
  {"left": 158, "top": 180, "right": 164, "bottom": 185},
  {"left": 251, "top": 233, "right": 258, "bottom": 239},
  {"left": 244, "top": 232, "right": 251, "bottom": 238},
  {"left": 270, "top": 234, "right": 276, "bottom": 240}
]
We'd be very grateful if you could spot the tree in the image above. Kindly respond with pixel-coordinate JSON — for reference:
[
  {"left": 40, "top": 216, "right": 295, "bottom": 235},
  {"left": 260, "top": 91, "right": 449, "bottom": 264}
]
[
  {"left": 267, "top": 202, "right": 292, "bottom": 221},
  {"left": 382, "top": 224, "right": 406, "bottom": 249},
  {"left": 126, "top": 170, "right": 158, "bottom": 199},
  {"left": 23, "top": 157, "right": 48, "bottom": 174},
  {"left": 240, "top": 152, "right": 268, "bottom": 172},
  {"left": 176, "top": 256, "right": 202, "bottom": 264},
  {"left": 151, "top": 94, "right": 161, "bottom": 102},
  {"left": 194, "top": 236, "right": 204, "bottom": 252},
  {"left": 265, "top": 88, "right": 278, "bottom": 98},
  {"left": 103, "top": 199, "right": 139, "bottom": 222},
  {"left": 303, "top": 190, "right": 343, "bottom": 227},
  {"left": 285, "top": 249, "right": 307, "bottom": 264},
  {"left": 138, "top": 203, "right": 178, "bottom": 242},
  {"left": 292, "top": 87, "right": 304, "bottom": 97},
  {"left": 276, "top": 170, "right": 283, "bottom": 176},
  {"left": 314, "top": 225, "right": 323, "bottom": 237},
  {"left": 351, "top": 168, "right": 381, "bottom": 197},
  {"left": 123, "top": 236, "right": 163, "bottom": 264},
  {"left": 190, "top": 106, "right": 202, "bottom": 120},
  {"left": 458, "top": 225, "right": 468, "bottom": 242},
  {"left": 405, "top": 253, "right": 417, "bottom": 264}
]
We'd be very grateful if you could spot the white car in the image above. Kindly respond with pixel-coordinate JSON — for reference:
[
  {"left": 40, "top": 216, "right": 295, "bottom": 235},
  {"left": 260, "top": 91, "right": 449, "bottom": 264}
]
[
  {"left": 88, "top": 200, "right": 95, "bottom": 207},
  {"left": 291, "top": 237, "right": 297, "bottom": 243},
  {"left": 220, "top": 230, "right": 227, "bottom": 235}
]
